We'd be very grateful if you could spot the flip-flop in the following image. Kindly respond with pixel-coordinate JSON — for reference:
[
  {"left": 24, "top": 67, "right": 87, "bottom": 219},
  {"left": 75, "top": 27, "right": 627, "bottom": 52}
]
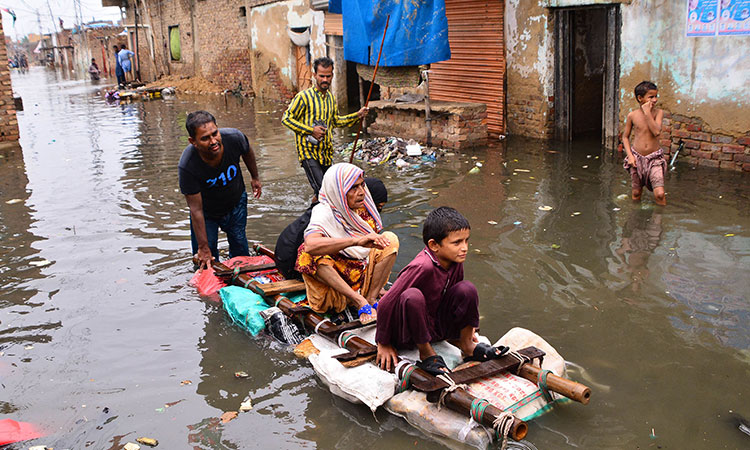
[
  {"left": 357, "top": 304, "right": 376, "bottom": 324},
  {"left": 417, "top": 355, "right": 451, "bottom": 376},
  {"left": 464, "top": 342, "right": 510, "bottom": 363}
]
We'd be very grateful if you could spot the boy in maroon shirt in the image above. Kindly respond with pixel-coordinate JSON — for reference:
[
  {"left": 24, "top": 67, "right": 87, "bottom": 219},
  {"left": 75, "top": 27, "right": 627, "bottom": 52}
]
[{"left": 375, "top": 207, "right": 508, "bottom": 375}]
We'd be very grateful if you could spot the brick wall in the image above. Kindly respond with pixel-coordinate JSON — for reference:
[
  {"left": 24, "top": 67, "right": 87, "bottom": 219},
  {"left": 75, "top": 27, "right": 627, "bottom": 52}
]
[
  {"left": 661, "top": 113, "right": 750, "bottom": 172},
  {"left": 367, "top": 100, "right": 487, "bottom": 150},
  {"left": 136, "top": 0, "right": 253, "bottom": 90},
  {"left": 506, "top": 80, "right": 555, "bottom": 139},
  {"left": 0, "top": 16, "right": 19, "bottom": 143}
]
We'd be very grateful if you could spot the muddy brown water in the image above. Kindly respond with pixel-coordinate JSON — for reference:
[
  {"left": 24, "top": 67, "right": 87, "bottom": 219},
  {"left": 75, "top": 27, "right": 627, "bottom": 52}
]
[{"left": 1, "top": 68, "right": 749, "bottom": 449}]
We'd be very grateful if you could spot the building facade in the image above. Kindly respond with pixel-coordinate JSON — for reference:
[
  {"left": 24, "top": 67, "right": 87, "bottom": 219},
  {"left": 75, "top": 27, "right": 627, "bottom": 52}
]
[{"left": 506, "top": 0, "right": 750, "bottom": 171}]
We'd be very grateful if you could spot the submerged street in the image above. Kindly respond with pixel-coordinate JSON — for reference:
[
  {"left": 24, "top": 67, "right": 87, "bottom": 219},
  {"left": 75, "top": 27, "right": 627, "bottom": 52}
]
[{"left": 1, "top": 68, "right": 749, "bottom": 449}]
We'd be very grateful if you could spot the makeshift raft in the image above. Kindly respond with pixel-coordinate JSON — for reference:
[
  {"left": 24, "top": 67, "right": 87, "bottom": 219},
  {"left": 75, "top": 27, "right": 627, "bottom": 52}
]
[{"left": 198, "top": 246, "right": 590, "bottom": 448}]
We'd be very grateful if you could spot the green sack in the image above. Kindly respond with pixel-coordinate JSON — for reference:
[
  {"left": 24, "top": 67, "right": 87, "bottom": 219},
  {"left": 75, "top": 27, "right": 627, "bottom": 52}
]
[
  {"left": 220, "top": 286, "right": 307, "bottom": 336},
  {"left": 220, "top": 286, "right": 269, "bottom": 336}
]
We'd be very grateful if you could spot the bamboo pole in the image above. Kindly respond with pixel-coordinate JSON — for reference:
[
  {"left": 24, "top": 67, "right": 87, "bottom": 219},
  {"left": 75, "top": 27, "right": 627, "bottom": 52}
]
[
  {"left": 518, "top": 364, "right": 590, "bottom": 405},
  {"left": 349, "top": 15, "right": 390, "bottom": 164}
]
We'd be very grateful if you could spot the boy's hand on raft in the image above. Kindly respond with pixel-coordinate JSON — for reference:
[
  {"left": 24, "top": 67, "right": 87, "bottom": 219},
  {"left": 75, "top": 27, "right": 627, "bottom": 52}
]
[
  {"left": 356, "top": 233, "right": 389, "bottom": 249},
  {"left": 377, "top": 343, "right": 399, "bottom": 371},
  {"left": 357, "top": 107, "right": 369, "bottom": 120}
]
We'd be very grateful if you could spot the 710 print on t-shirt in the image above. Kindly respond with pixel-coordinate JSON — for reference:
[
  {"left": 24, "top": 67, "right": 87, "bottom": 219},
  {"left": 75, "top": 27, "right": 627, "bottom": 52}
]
[{"left": 206, "top": 165, "right": 238, "bottom": 187}]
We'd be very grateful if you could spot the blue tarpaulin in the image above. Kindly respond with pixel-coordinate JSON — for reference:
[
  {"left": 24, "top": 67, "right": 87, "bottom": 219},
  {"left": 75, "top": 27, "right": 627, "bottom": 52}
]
[{"left": 329, "top": 0, "right": 450, "bottom": 67}]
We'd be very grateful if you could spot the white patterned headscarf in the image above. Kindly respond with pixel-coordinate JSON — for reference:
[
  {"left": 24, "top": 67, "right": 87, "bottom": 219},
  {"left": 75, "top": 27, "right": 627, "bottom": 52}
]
[{"left": 305, "top": 163, "right": 383, "bottom": 260}]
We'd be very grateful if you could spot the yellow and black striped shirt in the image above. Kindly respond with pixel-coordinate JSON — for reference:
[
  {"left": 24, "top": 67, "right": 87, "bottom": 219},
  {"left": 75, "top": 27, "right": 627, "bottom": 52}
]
[{"left": 282, "top": 86, "right": 360, "bottom": 166}]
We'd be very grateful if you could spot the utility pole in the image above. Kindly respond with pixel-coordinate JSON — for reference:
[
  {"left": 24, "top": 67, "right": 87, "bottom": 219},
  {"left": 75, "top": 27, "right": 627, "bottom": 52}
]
[{"left": 45, "top": 0, "right": 59, "bottom": 67}]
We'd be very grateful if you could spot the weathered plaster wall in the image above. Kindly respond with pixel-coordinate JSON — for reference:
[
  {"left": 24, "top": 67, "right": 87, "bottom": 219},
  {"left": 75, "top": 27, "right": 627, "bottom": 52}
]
[
  {"left": 619, "top": 0, "right": 750, "bottom": 136},
  {"left": 0, "top": 14, "right": 18, "bottom": 143},
  {"left": 249, "top": 0, "right": 325, "bottom": 101},
  {"left": 505, "top": 0, "right": 555, "bottom": 139}
]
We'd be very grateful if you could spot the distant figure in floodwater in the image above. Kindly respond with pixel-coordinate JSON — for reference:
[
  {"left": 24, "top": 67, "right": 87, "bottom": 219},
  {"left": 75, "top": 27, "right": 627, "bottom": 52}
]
[
  {"left": 622, "top": 81, "right": 667, "bottom": 206},
  {"left": 375, "top": 207, "right": 509, "bottom": 375},
  {"left": 113, "top": 45, "right": 125, "bottom": 87},
  {"left": 88, "top": 58, "right": 100, "bottom": 81},
  {"left": 178, "top": 111, "right": 262, "bottom": 269},
  {"left": 117, "top": 44, "right": 135, "bottom": 83},
  {"left": 282, "top": 56, "right": 368, "bottom": 202}
]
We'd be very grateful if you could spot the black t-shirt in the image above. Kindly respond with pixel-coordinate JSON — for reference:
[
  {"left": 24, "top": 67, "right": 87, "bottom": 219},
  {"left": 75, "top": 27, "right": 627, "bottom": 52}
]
[
  {"left": 274, "top": 204, "right": 316, "bottom": 280},
  {"left": 178, "top": 128, "right": 250, "bottom": 219}
]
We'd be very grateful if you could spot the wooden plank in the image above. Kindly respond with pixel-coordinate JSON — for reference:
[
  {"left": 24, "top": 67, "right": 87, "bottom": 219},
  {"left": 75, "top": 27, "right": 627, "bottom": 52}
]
[{"left": 257, "top": 279, "right": 305, "bottom": 296}]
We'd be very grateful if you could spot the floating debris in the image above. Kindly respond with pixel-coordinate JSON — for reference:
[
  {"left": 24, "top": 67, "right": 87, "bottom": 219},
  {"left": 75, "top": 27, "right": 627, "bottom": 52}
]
[
  {"left": 616, "top": 194, "right": 629, "bottom": 200},
  {"left": 613, "top": 207, "right": 621, "bottom": 211},
  {"left": 571, "top": 212, "right": 581, "bottom": 216},
  {"left": 514, "top": 168, "right": 530, "bottom": 173},
  {"left": 239, "top": 398, "right": 253, "bottom": 412},
  {"left": 337, "top": 137, "right": 445, "bottom": 169},
  {"left": 468, "top": 166, "right": 480, "bottom": 174},
  {"left": 220, "top": 411, "right": 238, "bottom": 424},
  {"left": 24, "top": 345, "right": 34, "bottom": 350},
  {"left": 551, "top": 244, "right": 561, "bottom": 249},
  {"left": 725, "top": 233, "right": 735, "bottom": 237},
  {"left": 538, "top": 206, "right": 553, "bottom": 211},
  {"left": 136, "top": 437, "right": 159, "bottom": 447},
  {"left": 513, "top": 221, "right": 522, "bottom": 225},
  {"left": 235, "top": 371, "right": 249, "bottom": 378},
  {"left": 487, "top": 220, "right": 498, "bottom": 225},
  {"left": 124, "top": 443, "right": 141, "bottom": 450},
  {"left": 5, "top": 198, "right": 22, "bottom": 204},
  {"left": 582, "top": 165, "right": 589, "bottom": 169},
  {"left": 29, "top": 259, "right": 52, "bottom": 268},
  {"left": 180, "top": 380, "right": 192, "bottom": 385}
]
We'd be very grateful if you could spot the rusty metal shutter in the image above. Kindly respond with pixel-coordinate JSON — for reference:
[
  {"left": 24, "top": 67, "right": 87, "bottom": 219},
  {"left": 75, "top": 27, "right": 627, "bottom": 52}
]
[
  {"left": 429, "top": 0, "right": 505, "bottom": 135},
  {"left": 325, "top": 13, "right": 343, "bottom": 36}
]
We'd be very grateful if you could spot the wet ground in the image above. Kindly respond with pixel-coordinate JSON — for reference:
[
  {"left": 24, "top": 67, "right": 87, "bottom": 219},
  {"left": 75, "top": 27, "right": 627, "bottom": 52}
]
[{"left": 1, "top": 68, "right": 749, "bottom": 449}]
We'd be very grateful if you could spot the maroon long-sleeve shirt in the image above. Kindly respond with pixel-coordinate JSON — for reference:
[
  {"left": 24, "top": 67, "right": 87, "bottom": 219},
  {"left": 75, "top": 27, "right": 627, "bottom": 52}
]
[{"left": 375, "top": 247, "right": 464, "bottom": 345}]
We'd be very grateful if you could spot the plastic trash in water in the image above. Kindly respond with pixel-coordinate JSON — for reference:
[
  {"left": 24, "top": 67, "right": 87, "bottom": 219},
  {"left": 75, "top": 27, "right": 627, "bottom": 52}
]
[
  {"left": 468, "top": 166, "right": 480, "bottom": 174},
  {"left": 513, "top": 221, "right": 522, "bottom": 225},
  {"left": 538, "top": 206, "right": 553, "bottom": 211},
  {"left": 136, "top": 437, "right": 159, "bottom": 447},
  {"left": 240, "top": 398, "right": 253, "bottom": 412},
  {"left": 406, "top": 143, "right": 422, "bottom": 156},
  {"left": 487, "top": 221, "right": 497, "bottom": 225},
  {"left": 395, "top": 159, "right": 409, "bottom": 169}
]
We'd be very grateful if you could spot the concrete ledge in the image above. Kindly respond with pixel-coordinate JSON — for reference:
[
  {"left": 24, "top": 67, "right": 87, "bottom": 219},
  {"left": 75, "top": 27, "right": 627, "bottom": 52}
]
[{"left": 367, "top": 100, "right": 488, "bottom": 150}]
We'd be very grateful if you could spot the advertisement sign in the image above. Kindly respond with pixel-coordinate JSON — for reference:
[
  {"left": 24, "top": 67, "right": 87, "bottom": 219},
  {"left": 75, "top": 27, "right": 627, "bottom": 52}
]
[
  {"left": 718, "top": 0, "right": 750, "bottom": 35},
  {"left": 686, "top": 0, "right": 720, "bottom": 36}
]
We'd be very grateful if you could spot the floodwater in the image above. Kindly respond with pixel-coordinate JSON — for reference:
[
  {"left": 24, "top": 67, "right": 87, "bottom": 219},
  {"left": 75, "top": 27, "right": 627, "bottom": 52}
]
[{"left": 1, "top": 68, "right": 749, "bottom": 450}]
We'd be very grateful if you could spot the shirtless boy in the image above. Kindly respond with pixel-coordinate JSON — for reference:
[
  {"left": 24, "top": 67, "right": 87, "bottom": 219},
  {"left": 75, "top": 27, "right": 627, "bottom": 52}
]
[
  {"left": 375, "top": 207, "right": 508, "bottom": 375},
  {"left": 621, "top": 81, "right": 667, "bottom": 206}
]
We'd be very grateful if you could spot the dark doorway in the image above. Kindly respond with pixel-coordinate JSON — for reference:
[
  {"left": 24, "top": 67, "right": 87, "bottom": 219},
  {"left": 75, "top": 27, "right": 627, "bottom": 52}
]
[
  {"left": 554, "top": 5, "right": 621, "bottom": 148},
  {"left": 571, "top": 8, "right": 606, "bottom": 139},
  {"left": 346, "top": 60, "right": 360, "bottom": 109}
]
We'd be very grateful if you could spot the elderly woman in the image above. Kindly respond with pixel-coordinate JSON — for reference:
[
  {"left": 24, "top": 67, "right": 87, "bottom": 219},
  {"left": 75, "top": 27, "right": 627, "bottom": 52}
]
[{"left": 295, "top": 163, "right": 399, "bottom": 323}]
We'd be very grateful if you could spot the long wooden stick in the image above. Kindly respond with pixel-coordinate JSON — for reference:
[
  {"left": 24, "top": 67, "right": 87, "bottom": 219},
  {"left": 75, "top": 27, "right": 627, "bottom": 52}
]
[{"left": 349, "top": 14, "right": 390, "bottom": 164}]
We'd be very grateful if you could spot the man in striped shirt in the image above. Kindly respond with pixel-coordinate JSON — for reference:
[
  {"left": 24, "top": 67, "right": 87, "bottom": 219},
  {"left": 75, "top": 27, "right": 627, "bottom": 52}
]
[{"left": 282, "top": 56, "right": 368, "bottom": 200}]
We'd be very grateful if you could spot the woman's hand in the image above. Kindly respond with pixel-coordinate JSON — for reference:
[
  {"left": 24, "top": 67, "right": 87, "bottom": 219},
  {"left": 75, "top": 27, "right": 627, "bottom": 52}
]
[{"left": 356, "top": 233, "right": 389, "bottom": 249}]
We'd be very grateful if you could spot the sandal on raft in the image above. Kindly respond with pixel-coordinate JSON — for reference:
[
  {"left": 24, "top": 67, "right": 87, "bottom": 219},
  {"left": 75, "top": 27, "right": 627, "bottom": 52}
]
[
  {"left": 464, "top": 342, "right": 510, "bottom": 363},
  {"left": 417, "top": 355, "right": 451, "bottom": 376}
]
